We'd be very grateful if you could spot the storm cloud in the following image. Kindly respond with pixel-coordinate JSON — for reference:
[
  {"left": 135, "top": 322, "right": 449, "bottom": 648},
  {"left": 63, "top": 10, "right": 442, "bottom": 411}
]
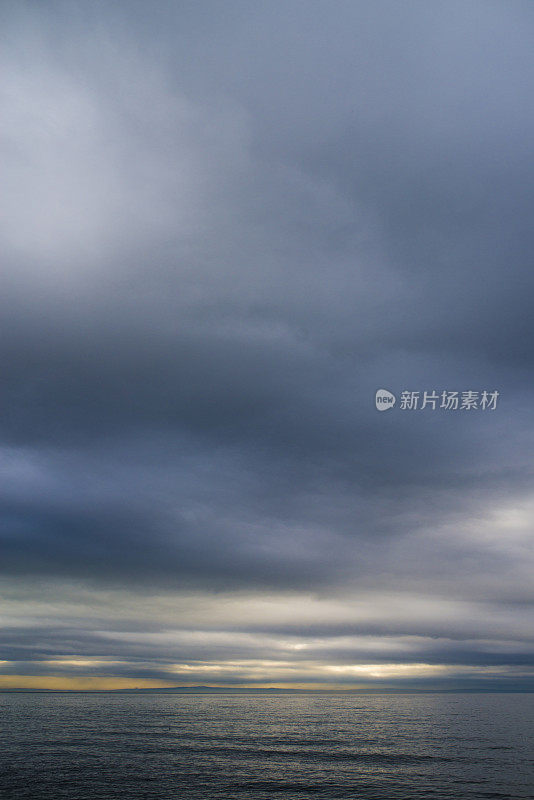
[{"left": 1, "top": 0, "right": 534, "bottom": 690}]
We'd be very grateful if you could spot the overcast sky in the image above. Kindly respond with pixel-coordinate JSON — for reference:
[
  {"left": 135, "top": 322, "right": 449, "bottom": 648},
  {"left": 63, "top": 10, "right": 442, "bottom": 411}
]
[{"left": 2, "top": 0, "right": 534, "bottom": 690}]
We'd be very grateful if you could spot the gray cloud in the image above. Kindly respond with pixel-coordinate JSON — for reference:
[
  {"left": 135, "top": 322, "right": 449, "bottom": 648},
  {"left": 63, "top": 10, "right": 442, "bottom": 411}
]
[{"left": 1, "top": 0, "right": 534, "bottom": 689}]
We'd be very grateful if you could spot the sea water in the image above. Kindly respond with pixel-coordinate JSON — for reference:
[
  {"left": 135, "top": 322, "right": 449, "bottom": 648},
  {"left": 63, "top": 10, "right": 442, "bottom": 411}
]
[{"left": 0, "top": 692, "right": 532, "bottom": 799}]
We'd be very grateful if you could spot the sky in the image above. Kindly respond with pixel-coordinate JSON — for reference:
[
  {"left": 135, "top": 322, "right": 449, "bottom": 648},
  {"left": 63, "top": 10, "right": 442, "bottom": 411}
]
[{"left": 1, "top": 0, "right": 534, "bottom": 691}]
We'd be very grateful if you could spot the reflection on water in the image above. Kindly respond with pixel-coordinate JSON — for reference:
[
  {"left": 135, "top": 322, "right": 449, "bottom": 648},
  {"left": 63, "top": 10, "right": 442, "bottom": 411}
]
[{"left": 1, "top": 692, "right": 533, "bottom": 799}]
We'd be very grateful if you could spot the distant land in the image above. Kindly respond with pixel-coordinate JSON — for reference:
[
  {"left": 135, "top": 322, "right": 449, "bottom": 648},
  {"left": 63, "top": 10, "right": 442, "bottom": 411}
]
[{"left": 2, "top": 686, "right": 533, "bottom": 694}]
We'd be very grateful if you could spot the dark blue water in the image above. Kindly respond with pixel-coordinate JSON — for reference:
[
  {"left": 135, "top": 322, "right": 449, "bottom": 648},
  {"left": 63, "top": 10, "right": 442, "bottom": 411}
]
[{"left": 0, "top": 692, "right": 532, "bottom": 799}]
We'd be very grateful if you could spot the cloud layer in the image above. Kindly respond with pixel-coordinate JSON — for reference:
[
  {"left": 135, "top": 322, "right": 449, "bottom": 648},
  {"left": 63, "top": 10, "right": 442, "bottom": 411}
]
[{"left": 1, "top": 0, "right": 534, "bottom": 690}]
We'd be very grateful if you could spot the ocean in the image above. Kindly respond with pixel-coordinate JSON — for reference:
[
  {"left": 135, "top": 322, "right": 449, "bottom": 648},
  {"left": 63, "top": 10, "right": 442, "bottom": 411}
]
[{"left": 0, "top": 692, "right": 532, "bottom": 799}]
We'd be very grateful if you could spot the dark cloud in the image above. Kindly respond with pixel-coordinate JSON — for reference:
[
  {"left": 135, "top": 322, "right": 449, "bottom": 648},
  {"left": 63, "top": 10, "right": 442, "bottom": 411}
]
[{"left": 1, "top": 0, "right": 534, "bottom": 689}]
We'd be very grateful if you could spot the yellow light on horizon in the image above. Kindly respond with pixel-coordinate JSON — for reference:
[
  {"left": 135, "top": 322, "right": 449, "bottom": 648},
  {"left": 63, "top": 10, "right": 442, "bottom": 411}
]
[{"left": 0, "top": 676, "right": 176, "bottom": 691}]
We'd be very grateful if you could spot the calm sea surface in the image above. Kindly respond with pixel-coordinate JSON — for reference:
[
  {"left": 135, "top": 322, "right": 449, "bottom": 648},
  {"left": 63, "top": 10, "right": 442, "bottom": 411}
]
[{"left": 0, "top": 692, "right": 532, "bottom": 799}]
